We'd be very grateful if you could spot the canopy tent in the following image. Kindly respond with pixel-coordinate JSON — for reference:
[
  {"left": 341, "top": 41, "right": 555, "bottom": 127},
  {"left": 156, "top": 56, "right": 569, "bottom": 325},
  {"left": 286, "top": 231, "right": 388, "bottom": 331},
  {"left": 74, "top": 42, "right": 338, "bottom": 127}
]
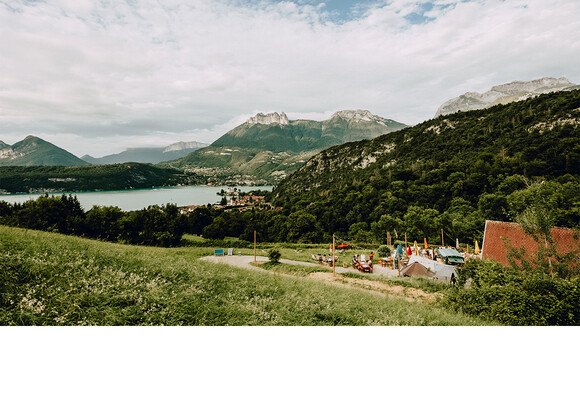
[
  {"left": 337, "top": 244, "right": 349, "bottom": 248},
  {"left": 401, "top": 262, "right": 433, "bottom": 278}
]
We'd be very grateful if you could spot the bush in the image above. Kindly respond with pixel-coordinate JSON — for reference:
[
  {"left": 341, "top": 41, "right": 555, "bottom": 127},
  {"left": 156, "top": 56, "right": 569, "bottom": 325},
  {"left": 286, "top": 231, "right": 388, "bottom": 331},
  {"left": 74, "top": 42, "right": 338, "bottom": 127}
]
[
  {"left": 377, "top": 245, "right": 391, "bottom": 258},
  {"left": 446, "top": 258, "right": 580, "bottom": 325},
  {"left": 268, "top": 249, "right": 281, "bottom": 264}
]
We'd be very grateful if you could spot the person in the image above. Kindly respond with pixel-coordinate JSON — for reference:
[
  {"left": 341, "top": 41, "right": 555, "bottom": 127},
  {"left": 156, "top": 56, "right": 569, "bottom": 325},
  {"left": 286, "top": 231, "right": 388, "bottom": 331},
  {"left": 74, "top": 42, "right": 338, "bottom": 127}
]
[
  {"left": 369, "top": 252, "right": 374, "bottom": 261},
  {"left": 361, "top": 253, "right": 366, "bottom": 262}
]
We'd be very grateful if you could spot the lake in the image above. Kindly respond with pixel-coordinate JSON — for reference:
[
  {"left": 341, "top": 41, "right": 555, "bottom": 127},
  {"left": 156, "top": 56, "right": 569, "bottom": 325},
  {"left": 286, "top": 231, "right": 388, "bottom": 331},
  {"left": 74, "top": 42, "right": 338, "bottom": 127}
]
[{"left": 0, "top": 185, "right": 273, "bottom": 211}]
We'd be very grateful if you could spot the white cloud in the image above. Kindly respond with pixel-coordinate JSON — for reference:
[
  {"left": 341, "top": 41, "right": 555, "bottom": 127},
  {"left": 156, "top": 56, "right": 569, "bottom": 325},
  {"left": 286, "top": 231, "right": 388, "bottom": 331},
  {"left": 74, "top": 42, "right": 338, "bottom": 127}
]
[{"left": 0, "top": 0, "right": 578, "bottom": 156}]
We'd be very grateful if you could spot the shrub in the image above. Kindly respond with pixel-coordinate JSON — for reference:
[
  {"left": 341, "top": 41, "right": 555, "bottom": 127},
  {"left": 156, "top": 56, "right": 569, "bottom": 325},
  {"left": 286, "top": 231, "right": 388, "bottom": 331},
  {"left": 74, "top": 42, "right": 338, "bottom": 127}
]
[
  {"left": 377, "top": 245, "right": 391, "bottom": 258},
  {"left": 268, "top": 249, "right": 281, "bottom": 264},
  {"left": 446, "top": 258, "right": 580, "bottom": 325}
]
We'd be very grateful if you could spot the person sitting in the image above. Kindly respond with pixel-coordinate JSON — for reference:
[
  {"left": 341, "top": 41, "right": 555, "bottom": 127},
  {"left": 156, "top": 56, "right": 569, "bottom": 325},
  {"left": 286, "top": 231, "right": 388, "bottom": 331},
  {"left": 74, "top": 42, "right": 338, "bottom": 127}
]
[{"left": 361, "top": 253, "right": 366, "bottom": 262}]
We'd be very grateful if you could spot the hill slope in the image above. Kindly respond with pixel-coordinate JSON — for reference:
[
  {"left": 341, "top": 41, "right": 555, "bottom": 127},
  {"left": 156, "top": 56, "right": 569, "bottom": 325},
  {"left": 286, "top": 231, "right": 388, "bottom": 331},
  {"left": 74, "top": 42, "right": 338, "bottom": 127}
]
[
  {"left": 0, "top": 136, "right": 88, "bottom": 166},
  {"left": 273, "top": 90, "right": 580, "bottom": 242},
  {"left": 0, "top": 225, "right": 491, "bottom": 325}
]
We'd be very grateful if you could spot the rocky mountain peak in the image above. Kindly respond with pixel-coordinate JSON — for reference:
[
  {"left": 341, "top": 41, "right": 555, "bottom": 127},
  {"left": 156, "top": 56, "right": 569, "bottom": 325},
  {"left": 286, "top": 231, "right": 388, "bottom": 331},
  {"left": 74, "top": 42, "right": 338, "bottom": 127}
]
[
  {"left": 435, "top": 77, "right": 578, "bottom": 117},
  {"left": 489, "top": 77, "right": 573, "bottom": 94},
  {"left": 331, "top": 110, "right": 377, "bottom": 122},
  {"left": 247, "top": 112, "right": 289, "bottom": 126}
]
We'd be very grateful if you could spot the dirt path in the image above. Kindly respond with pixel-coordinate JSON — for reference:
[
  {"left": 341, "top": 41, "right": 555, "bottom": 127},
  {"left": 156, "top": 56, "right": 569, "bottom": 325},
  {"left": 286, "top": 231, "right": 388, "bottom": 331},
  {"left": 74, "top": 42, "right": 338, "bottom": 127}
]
[{"left": 200, "top": 255, "right": 440, "bottom": 303}]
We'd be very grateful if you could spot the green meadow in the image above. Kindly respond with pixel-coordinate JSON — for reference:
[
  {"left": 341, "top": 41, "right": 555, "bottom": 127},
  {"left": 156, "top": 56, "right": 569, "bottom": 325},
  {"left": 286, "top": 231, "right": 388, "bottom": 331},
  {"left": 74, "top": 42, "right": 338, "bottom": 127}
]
[{"left": 0, "top": 226, "right": 493, "bottom": 325}]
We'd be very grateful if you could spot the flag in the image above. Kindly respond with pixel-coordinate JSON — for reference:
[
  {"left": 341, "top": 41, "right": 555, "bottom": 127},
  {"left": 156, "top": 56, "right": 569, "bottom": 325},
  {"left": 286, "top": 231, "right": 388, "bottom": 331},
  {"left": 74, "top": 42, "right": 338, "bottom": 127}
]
[
  {"left": 414, "top": 241, "right": 418, "bottom": 255},
  {"left": 456, "top": 238, "right": 460, "bottom": 249},
  {"left": 394, "top": 229, "right": 398, "bottom": 239},
  {"left": 424, "top": 238, "right": 428, "bottom": 250},
  {"left": 475, "top": 241, "right": 480, "bottom": 254}
]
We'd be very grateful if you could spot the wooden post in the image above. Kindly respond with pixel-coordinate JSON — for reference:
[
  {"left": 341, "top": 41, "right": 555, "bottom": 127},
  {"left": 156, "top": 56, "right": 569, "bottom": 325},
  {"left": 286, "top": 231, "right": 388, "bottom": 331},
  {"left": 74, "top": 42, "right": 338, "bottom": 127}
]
[
  {"left": 441, "top": 229, "right": 444, "bottom": 247},
  {"left": 387, "top": 232, "right": 391, "bottom": 247},
  {"left": 254, "top": 230, "right": 256, "bottom": 263},
  {"left": 397, "top": 252, "right": 401, "bottom": 277},
  {"left": 332, "top": 234, "right": 336, "bottom": 277}
]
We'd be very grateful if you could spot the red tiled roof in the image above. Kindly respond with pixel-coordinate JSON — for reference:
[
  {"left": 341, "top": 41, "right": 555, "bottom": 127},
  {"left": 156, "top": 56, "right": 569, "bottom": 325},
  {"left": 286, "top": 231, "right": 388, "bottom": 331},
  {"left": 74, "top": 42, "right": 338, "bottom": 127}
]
[{"left": 482, "top": 220, "right": 579, "bottom": 266}]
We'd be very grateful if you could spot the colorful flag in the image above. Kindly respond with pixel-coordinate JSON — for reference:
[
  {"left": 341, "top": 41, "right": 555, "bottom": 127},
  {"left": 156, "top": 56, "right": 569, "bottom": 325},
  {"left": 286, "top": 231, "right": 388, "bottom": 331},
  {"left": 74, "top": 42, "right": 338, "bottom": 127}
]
[
  {"left": 424, "top": 238, "right": 428, "bottom": 250},
  {"left": 475, "top": 241, "right": 480, "bottom": 254},
  {"left": 394, "top": 229, "right": 398, "bottom": 239}
]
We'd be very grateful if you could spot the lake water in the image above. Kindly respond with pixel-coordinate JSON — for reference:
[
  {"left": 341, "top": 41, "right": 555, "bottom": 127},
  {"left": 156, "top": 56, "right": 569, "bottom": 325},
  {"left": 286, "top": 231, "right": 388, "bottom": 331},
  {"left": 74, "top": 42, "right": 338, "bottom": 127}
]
[{"left": 0, "top": 185, "right": 273, "bottom": 211}]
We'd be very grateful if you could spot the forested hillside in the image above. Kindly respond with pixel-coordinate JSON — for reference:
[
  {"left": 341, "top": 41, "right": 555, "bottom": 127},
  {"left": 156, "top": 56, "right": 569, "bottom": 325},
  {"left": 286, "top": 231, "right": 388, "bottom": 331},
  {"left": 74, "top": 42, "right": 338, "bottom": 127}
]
[
  {"left": 0, "top": 163, "right": 203, "bottom": 194},
  {"left": 270, "top": 90, "right": 580, "bottom": 243}
]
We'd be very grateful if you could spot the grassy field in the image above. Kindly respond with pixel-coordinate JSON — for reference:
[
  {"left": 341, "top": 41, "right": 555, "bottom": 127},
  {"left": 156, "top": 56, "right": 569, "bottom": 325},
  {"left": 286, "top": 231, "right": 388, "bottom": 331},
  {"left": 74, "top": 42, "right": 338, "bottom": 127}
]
[{"left": 1, "top": 226, "right": 494, "bottom": 325}]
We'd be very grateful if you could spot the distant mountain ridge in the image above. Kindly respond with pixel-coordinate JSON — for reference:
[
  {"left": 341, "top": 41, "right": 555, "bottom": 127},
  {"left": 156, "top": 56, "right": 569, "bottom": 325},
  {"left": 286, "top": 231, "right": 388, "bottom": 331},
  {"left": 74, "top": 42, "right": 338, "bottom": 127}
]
[
  {"left": 171, "top": 110, "right": 407, "bottom": 183},
  {"left": 210, "top": 109, "right": 407, "bottom": 153},
  {"left": 0, "top": 136, "right": 88, "bottom": 166},
  {"left": 435, "top": 77, "right": 579, "bottom": 117},
  {"left": 82, "top": 141, "right": 208, "bottom": 165}
]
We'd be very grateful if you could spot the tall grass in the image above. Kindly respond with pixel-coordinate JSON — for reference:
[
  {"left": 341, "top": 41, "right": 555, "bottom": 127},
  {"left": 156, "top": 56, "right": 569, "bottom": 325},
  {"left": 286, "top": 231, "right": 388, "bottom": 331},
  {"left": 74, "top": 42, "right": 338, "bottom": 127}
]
[{"left": 1, "top": 226, "right": 493, "bottom": 325}]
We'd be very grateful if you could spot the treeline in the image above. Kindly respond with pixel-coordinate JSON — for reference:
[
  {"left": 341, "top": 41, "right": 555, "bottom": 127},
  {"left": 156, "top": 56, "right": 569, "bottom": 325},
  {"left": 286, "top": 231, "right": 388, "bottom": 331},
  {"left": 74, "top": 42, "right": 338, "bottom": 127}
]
[
  {"left": 0, "top": 163, "right": 205, "bottom": 194},
  {"left": 0, "top": 195, "right": 185, "bottom": 247},
  {"left": 186, "top": 174, "right": 579, "bottom": 245}
]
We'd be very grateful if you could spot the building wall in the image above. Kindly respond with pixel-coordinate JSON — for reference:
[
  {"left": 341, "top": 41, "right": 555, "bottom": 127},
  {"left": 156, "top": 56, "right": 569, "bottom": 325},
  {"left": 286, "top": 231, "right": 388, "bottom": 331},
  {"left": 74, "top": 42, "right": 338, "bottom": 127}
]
[{"left": 481, "top": 220, "right": 578, "bottom": 266}]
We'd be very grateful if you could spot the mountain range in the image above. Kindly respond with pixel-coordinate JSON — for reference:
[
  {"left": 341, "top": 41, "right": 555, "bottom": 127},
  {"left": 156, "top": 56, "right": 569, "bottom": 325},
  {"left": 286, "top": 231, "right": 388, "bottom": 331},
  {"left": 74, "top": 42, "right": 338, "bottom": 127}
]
[
  {"left": 82, "top": 141, "right": 208, "bottom": 165},
  {"left": 435, "top": 77, "right": 579, "bottom": 117},
  {"left": 169, "top": 110, "right": 407, "bottom": 183}
]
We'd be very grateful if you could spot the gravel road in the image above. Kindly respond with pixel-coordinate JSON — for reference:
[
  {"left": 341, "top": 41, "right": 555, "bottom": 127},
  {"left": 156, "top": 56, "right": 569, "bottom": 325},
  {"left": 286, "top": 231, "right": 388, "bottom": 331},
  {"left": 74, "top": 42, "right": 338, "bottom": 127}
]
[{"left": 199, "top": 255, "right": 399, "bottom": 276}]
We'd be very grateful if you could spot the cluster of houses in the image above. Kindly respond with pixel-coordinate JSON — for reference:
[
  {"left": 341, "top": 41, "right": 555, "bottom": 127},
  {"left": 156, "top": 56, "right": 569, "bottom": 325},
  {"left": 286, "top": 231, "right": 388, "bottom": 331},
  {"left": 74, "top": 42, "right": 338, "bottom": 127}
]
[
  {"left": 224, "top": 195, "right": 266, "bottom": 208},
  {"left": 179, "top": 194, "right": 276, "bottom": 214}
]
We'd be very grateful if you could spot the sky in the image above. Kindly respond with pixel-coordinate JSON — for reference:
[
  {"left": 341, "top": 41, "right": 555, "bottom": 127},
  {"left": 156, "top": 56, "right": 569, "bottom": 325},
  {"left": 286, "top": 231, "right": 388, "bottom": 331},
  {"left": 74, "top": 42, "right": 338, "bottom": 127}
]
[{"left": 0, "top": 0, "right": 579, "bottom": 157}]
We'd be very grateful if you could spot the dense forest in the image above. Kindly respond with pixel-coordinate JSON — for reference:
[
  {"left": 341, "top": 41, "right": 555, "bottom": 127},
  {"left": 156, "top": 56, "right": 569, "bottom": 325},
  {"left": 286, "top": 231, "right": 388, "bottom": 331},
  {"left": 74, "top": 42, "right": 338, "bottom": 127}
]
[
  {"left": 266, "top": 90, "right": 580, "bottom": 244},
  {"left": 0, "top": 163, "right": 204, "bottom": 193}
]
